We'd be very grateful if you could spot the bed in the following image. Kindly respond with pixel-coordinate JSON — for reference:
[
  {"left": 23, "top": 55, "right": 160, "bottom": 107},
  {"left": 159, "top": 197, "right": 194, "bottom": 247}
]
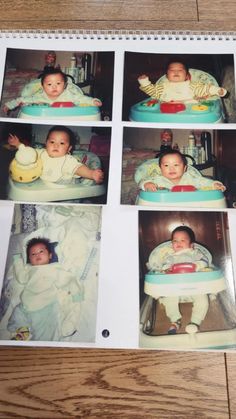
[{"left": 0, "top": 203, "right": 102, "bottom": 343}]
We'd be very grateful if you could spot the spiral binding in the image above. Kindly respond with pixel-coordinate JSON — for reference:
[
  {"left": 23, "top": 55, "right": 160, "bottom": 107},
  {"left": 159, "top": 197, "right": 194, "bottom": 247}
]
[{"left": 0, "top": 29, "right": 236, "bottom": 41}]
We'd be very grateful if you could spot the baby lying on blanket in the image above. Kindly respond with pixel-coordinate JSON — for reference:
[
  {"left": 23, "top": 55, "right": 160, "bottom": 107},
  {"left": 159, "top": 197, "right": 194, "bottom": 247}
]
[{"left": 8, "top": 237, "right": 83, "bottom": 341}]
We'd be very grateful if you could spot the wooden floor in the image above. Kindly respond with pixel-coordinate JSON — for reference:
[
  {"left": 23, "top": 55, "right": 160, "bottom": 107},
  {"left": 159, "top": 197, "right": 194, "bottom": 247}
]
[{"left": 1, "top": 1, "right": 236, "bottom": 418}]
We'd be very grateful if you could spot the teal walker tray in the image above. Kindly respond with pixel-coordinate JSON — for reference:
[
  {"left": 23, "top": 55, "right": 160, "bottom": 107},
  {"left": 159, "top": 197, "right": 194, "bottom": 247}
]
[
  {"left": 129, "top": 98, "right": 223, "bottom": 123},
  {"left": 19, "top": 104, "right": 101, "bottom": 119}
]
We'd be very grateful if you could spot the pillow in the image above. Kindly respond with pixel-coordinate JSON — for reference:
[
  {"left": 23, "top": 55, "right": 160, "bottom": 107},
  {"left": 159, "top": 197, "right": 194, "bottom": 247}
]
[{"left": 22, "top": 226, "right": 65, "bottom": 264}]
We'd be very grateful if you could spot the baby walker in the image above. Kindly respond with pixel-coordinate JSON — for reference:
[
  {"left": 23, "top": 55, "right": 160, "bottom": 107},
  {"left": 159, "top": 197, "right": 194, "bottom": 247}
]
[
  {"left": 130, "top": 69, "right": 225, "bottom": 123},
  {"left": 140, "top": 241, "right": 236, "bottom": 350},
  {"left": 7, "top": 150, "right": 106, "bottom": 202},
  {"left": 135, "top": 158, "right": 227, "bottom": 208},
  {"left": 18, "top": 103, "right": 101, "bottom": 121},
  {"left": 17, "top": 78, "right": 101, "bottom": 121}
]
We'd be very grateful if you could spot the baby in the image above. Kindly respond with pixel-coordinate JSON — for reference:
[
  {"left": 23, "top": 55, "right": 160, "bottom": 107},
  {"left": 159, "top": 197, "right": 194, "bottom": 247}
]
[
  {"left": 148, "top": 226, "right": 210, "bottom": 334},
  {"left": 3, "top": 68, "right": 102, "bottom": 114},
  {"left": 137, "top": 150, "right": 225, "bottom": 192},
  {"left": 8, "top": 125, "right": 104, "bottom": 185},
  {"left": 8, "top": 237, "right": 83, "bottom": 341},
  {"left": 138, "top": 60, "right": 227, "bottom": 103}
]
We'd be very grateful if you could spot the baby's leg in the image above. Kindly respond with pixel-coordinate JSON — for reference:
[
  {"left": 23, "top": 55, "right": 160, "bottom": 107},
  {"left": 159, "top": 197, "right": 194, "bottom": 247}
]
[
  {"left": 30, "top": 301, "right": 61, "bottom": 341},
  {"left": 162, "top": 296, "right": 181, "bottom": 323},
  {"left": 61, "top": 302, "right": 81, "bottom": 337},
  {"left": 190, "top": 294, "right": 209, "bottom": 325}
]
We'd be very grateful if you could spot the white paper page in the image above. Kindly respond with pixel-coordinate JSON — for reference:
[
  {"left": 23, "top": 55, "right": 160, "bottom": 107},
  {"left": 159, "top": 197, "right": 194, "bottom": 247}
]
[{"left": 0, "top": 31, "right": 235, "bottom": 351}]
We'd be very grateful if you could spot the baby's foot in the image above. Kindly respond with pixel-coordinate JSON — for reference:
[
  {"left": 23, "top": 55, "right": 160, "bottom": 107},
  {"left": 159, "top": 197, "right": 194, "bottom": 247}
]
[
  {"left": 11, "top": 326, "right": 31, "bottom": 341},
  {"left": 185, "top": 322, "right": 199, "bottom": 334},
  {"left": 168, "top": 319, "right": 181, "bottom": 335},
  {"left": 61, "top": 320, "right": 77, "bottom": 338}
]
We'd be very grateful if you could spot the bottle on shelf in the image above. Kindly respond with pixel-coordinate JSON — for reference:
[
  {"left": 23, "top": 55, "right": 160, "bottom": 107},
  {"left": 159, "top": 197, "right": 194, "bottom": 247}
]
[
  {"left": 187, "top": 132, "right": 199, "bottom": 163},
  {"left": 70, "top": 54, "right": 77, "bottom": 69},
  {"left": 82, "top": 53, "right": 91, "bottom": 82},
  {"left": 44, "top": 51, "right": 57, "bottom": 71},
  {"left": 160, "top": 129, "right": 173, "bottom": 152},
  {"left": 188, "top": 132, "right": 195, "bottom": 148},
  {"left": 201, "top": 131, "right": 212, "bottom": 162},
  {"left": 79, "top": 67, "right": 85, "bottom": 83},
  {"left": 199, "top": 146, "right": 206, "bottom": 164}
]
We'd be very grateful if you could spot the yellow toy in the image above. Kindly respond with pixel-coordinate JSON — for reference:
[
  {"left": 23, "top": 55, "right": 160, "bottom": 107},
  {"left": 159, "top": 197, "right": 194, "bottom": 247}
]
[{"left": 9, "top": 144, "right": 43, "bottom": 183}]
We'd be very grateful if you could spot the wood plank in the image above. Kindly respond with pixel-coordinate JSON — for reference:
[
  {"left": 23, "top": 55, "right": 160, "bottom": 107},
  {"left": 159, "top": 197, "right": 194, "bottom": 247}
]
[
  {"left": 0, "top": 21, "right": 236, "bottom": 32},
  {"left": 0, "top": 347, "right": 229, "bottom": 418},
  {"left": 198, "top": 0, "right": 236, "bottom": 21},
  {"left": 0, "top": 1, "right": 197, "bottom": 22},
  {"left": 225, "top": 353, "right": 236, "bottom": 418}
]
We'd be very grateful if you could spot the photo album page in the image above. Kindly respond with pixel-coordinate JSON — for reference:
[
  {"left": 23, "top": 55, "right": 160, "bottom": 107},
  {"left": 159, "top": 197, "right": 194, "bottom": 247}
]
[{"left": 0, "top": 31, "right": 236, "bottom": 352}]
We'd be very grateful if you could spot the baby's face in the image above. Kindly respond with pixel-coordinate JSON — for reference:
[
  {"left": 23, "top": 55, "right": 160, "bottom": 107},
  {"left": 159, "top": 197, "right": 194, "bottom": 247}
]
[
  {"left": 42, "top": 73, "right": 66, "bottom": 99},
  {"left": 29, "top": 243, "right": 52, "bottom": 266},
  {"left": 160, "top": 154, "right": 186, "bottom": 184},
  {"left": 172, "top": 231, "right": 192, "bottom": 252},
  {"left": 166, "top": 62, "right": 188, "bottom": 82},
  {"left": 46, "top": 131, "right": 72, "bottom": 158}
]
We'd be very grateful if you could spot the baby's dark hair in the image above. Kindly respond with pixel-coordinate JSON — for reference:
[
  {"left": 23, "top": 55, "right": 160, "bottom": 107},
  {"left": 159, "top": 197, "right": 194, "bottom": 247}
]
[
  {"left": 171, "top": 226, "right": 196, "bottom": 243},
  {"left": 26, "top": 237, "right": 51, "bottom": 263},
  {"left": 159, "top": 149, "right": 188, "bottom": 167},
  {"left": 165, "top": 58, "right": 189, "bottom": 75},
  {"left": 46, "top": 125, "right": 77, "bottom": 151},
  {"left": 40, "top": 68, "right": 68, "bottom": 85}
]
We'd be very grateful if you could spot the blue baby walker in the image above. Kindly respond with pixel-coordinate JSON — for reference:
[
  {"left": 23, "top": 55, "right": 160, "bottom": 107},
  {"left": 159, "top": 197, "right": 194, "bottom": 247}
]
[
  {"left": 18, "top": 77, "right": 101, "bottom": 121},
  {"left": 130, "top": 69, "right": 225, "bottom": 123},
  {"left": 135, "top": 157, "right": 227, "bottom": 208}
]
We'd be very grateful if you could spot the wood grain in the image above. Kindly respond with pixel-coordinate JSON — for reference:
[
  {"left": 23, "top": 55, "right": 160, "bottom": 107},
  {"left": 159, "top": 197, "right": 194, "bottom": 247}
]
[
  {"left": 0, "top": 1, "right": 197, "bottom": 22},
  {"left": 198, "top": 0, "right": 236, "bottom": 21},
  {"left": 0, "top": 347, "right": 230, "bottom": 418}
]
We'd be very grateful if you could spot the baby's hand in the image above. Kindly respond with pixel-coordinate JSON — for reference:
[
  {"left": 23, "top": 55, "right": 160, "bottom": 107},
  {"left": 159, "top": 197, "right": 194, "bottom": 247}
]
[
  {"left": 144, "top": 182, "right": 157, "bottom": 192},
  {"left": 3, "top": 105, "right": 9, "bottom": 114},
  {"left": 8, "top": 134, "right": 21, "bottom": 148},
  {"left": 93, "top": 99, "right": 102, "bottom": 107},
  {"left": 218, "top": 87, "right": 227, "bottom": 97},
  {"left": 138, "top": 74, "right": 148, "bottom": 80},
  {"left": 213, "top": 181, "right": 226, "bottom": 192},
  {"left": 92, "top": 169, "right": 104, "bottom": 184}
]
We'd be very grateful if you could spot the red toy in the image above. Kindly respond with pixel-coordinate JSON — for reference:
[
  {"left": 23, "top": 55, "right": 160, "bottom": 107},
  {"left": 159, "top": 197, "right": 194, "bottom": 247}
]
[
  {"left": 160, "top": 102, "right": 186, "bottom": 113},
  {"left": 169, "top": 263, "right": 196, "bottom": 274},
  {"left": 51, "top": 102, "right": 75, "bottom": 108},
  {"left": 171, "top": 185, "right": 197, "bottom": 192},
  {"left": 142, "top": 99, "right": 159, "bottom": 107}
]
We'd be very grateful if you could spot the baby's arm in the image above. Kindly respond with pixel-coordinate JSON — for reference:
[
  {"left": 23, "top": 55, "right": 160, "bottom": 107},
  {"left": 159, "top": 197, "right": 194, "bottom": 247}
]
[
  {"left": 138, "top": 74, "right": 151, "bottom": 86},
  {"left": 192, "top": 82, "right": 227, "bottom": 99},
  {"left": 3, "top": 97, "right": 24, "bottom": 113},
  {"left": 8, "top": 134, "right": 22, "bottom": 149},
  {"left": 187, "top": 167, "right": 226, "bottom": 191},
  {"left": 208, "top": 85, "right": 227, "bottom": 97},
  {"left": 66, "top": 84, "right": 102, "bottom": 106},
  {"left": 12, "top": 255, "right": 29, "bottom": 285},
  {"left": 74, "top": 164, "right": 104, "bottom": 183},
  {"left": 193, "top": 249, "right": 209, "bottom": 271},
  {"left": 3, "top": 92, "right": 40, "bottom": 112},
  {"left": 138, "top": 76, "right": 163, "bottom": 99},
  {"left": 138, "top": 174, "right": 168, "bottom": 191}
]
